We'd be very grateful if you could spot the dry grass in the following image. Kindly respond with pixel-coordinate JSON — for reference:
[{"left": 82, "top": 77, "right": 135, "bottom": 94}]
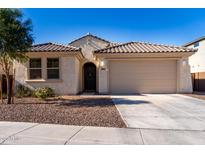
[{"left": 0, "top": 96, "right": 126, "bottom": 128}]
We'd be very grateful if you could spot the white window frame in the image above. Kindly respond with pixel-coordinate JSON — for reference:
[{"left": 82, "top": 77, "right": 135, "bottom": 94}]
[
  {"left": 29, "top": 58, "right": 42, "bottom": 79},
  {"left": 47, "top": 58, "right": 60, "bottom": 80}
]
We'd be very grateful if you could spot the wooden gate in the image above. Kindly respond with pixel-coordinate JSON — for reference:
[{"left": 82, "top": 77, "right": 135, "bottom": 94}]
[
  {"left": 0, "top": 74, "right": 14, "bottom": 102},
  {"left": 192, "top": 72, "right": 205, "bottom": 92}
]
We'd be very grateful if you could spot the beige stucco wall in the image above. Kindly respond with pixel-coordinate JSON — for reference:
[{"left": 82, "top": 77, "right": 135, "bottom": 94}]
[
  {"left": 14, "top": 52, "right": 81, "bottom": 95},
  {"left": 187, "top": 40, "right": 205, "bottom": 73},
  {"left": 70, "top": 35, "right": 109, "bottom": 61},
  {"left": 177, "top": 58, "right": 193, "bottom": 93},
  {"left": 98, "top": 59, "right": 109, "bottom": 94},
  {"left": 75, "top": 57, "right": 81, "bottom": 93}
]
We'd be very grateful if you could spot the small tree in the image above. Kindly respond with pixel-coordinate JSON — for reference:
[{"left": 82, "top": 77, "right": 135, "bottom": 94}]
[{"left": 0, "top": 9, "right": 33, "bottom": 104}]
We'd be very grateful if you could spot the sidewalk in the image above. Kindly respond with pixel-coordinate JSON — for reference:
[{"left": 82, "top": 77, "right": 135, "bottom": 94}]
[{"left": 0, "top": 121, "right": 205, "bottom": 145}]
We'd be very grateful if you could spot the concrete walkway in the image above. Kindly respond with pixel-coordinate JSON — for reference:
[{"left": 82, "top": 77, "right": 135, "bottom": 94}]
[
  {"left": 112, "top": 94, "right": 205, "bottom": 130},
  {"left": 1, "top": 121, "right": 205, "bottom": 144}
]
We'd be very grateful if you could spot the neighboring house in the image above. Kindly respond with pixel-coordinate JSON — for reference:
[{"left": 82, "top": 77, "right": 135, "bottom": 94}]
[
  {"left": 183, "top": 36, "right": 205, "bottom": 91},
  {"left": 13, "top": 33, "right": 196, "bottom": 94}
]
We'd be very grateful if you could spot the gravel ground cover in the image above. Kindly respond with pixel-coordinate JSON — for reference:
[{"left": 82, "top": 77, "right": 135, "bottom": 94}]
[{"left": 0, "top": 96, "right": 126, "bottom": 128}]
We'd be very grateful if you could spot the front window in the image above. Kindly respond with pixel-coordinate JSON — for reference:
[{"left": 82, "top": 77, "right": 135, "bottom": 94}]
[
  {"left": 194, "top": 42, "right": 199, "bottom": 48},
  {"left": 29, "top": 58, "right": 42, "bottom": 79},
  {"left": 47, "top": 58, "right": 59, "bottom": 79}
]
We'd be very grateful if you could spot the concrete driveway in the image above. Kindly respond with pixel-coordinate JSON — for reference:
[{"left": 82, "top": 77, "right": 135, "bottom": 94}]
[{"left": 112, "top": 94, "right": 205, "bottom": 130}]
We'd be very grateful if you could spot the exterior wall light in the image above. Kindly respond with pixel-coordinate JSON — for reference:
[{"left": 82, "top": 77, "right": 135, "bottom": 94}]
[{"left": 100, "top": 61, "right": 104, "bottom": 67}]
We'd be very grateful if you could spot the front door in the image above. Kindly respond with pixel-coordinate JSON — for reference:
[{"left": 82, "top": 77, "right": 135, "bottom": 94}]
[{"left": 83, "top": 63, "right": 96, "bottom": 91}]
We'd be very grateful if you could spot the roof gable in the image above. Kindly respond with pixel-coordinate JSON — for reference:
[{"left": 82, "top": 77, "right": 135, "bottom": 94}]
[{"left": 69, "top": 33, "right": 110, "bottom": 45}]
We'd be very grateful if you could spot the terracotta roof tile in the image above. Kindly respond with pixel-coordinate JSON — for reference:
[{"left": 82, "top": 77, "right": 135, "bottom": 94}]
[
  {"left": 30, "top": 42, "right": 80, "bottom": 52},
  {"left": 94, "top": 42, "right": 197, "bottom": 54},
  {"left": 105, "top": 42, "right": 120, "bottom": 47}
]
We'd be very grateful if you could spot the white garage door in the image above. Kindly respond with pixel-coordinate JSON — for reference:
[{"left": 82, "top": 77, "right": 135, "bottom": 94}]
[{"left": 109, "top": 60, "right": 177, "bottom": 94}]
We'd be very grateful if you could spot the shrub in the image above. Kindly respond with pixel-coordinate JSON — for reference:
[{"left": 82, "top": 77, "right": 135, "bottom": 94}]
[
  {"left": 16, "top": 85, "right": 33, "bottom": 98},
  {"left": 32, "top": 87, "right": 55, "bottom": 99},
  {"left": 2, "top": 93, "right": 7, "bottom": 99}
]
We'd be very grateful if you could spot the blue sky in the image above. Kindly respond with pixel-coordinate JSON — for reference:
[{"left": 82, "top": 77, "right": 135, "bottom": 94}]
[{"left": 22, "top": 8, "right": 205, "bottom": 46}]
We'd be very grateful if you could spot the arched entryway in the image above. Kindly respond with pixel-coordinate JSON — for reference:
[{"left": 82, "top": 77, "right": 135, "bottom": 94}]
[{"left": 83, "top": 62, "right": 96, "bottom": 92}]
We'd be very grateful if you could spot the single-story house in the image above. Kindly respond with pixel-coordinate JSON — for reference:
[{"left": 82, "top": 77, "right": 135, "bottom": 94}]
[
  {"left": 183, "top": 36, "right": 205, "bottom": 91},
  {"left": 12, "top": 33, "right": 196, "bottom": 94}
]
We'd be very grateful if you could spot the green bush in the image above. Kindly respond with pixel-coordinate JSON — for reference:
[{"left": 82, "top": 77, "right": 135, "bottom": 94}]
[
  {"left": 16, "top": 85, "right": 33, "bottom": 98},
  {"left": 32, "top": 87, "right": 55, "bottom": 99},
  {"left": 2, "top": 93, "right": 7, "bottom": 99}
]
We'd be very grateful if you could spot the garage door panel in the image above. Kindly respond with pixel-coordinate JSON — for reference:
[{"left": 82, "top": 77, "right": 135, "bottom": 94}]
[
  {"left": 110, "top": 72, "right": 176, "bottom": 80},
  {"left": 109, "top": 60, "right": 177, "bottom": 94},
  {"left": 110, "top": 81, "right": 176, "bottom": 93}
]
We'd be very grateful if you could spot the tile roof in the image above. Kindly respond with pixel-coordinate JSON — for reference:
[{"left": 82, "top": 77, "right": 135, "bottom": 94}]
[
  {"left": 69, "top": 33, "right": 110, "bottom": 45},
  {"left": 183, "top": 36, "right": 205, "bottom": 47},
  {"left": 30, "top": 42, "right": 80, "bottom": 52},
  {"left": 105, "top": 42, "right": 121, "bottom": 48},
  {"left": 94, "top": 42, "right": 197, "bottom": 54}
]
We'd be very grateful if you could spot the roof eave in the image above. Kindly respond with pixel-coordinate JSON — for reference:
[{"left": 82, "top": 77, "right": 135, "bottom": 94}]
[
  {"left": 26, "top": 50, "right": 84, "bottom": 59},
  {"left": 94, "top": 51, "right": 196, "bottom": 58}
]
